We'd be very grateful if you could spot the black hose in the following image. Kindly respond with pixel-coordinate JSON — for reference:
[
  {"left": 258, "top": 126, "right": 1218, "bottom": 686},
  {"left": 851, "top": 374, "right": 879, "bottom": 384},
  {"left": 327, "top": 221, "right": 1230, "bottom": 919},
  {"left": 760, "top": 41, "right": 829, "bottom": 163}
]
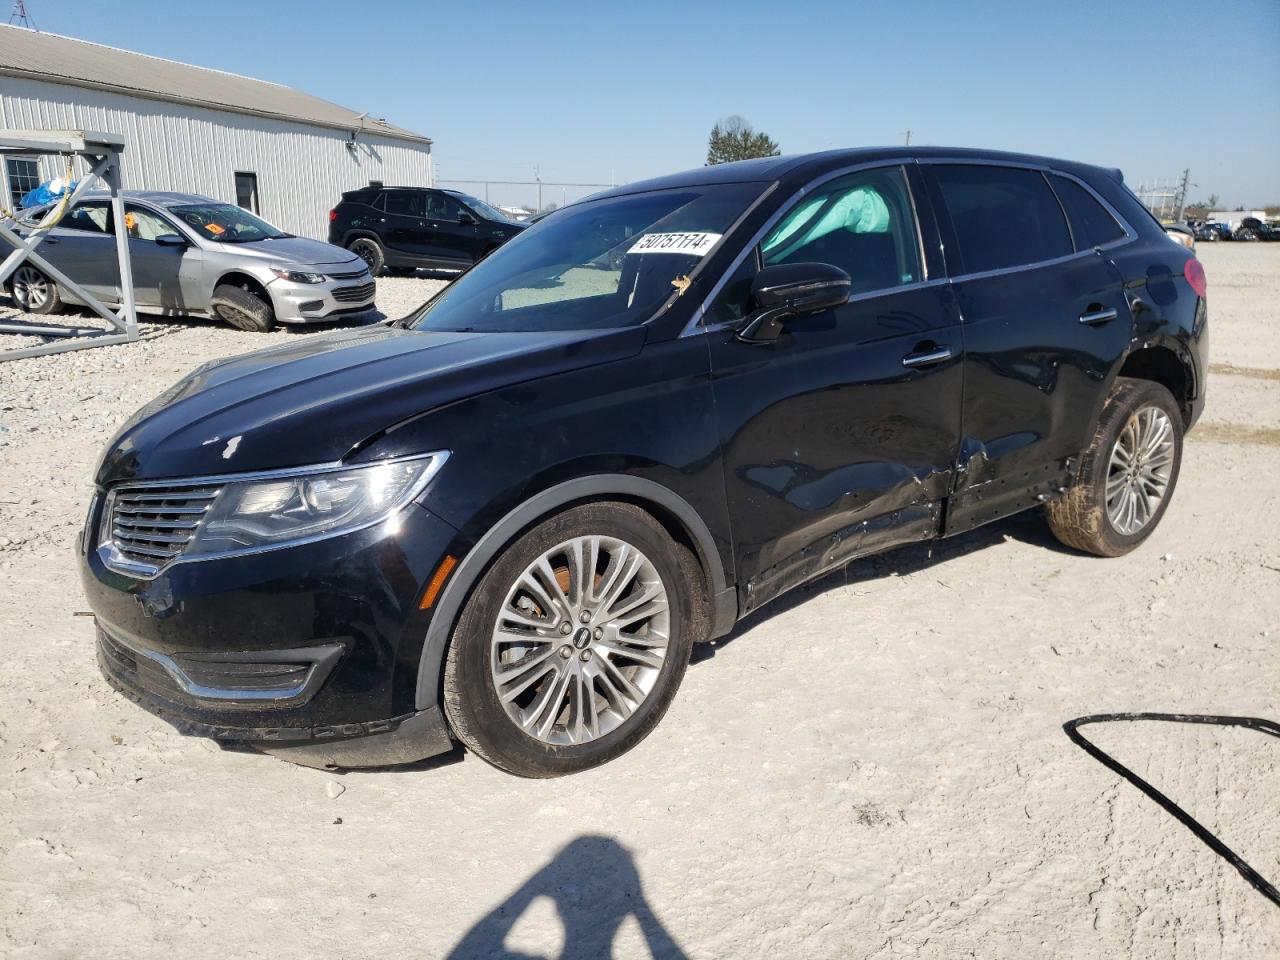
[{"left": 1063, "top": 713, "right": 1279, "bottom": 908}]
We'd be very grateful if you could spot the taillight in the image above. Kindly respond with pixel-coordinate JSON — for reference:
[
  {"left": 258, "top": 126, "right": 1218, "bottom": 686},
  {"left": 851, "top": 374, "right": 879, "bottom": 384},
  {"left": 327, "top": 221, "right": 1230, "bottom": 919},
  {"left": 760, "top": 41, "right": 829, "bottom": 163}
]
[
  {"left": 328, "top": 209, "right": 337, "bottom": 222},
  {"left": 1184, "top": 258, "right": 1207, "bottom": 298}
]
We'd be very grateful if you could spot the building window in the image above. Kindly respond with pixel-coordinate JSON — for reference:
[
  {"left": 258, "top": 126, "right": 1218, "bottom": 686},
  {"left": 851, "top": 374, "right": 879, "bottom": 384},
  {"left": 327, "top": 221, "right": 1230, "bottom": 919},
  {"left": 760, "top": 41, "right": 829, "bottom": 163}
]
[
  {"left": 6, "top": 157, "right": 41, "bottom": 208},
  {"left": 234, "top": 171, "right": 259, "bottom": 213}
]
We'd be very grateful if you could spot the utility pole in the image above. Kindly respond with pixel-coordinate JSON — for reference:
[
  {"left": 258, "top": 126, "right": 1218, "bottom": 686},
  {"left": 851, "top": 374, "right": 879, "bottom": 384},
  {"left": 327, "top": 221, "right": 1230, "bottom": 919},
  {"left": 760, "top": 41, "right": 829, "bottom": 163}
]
[
  {"left": 534, "top": 163, "right": 542, "bottom": 214},
  {"left": 1175, "top": 168, "right": 1192, "bottom": 221},
  {"left": 904, "top": 129, "right": 912, "bottom": 146},
  {"left": 9, "top": 1, "right": 37, "bottom": 29}
]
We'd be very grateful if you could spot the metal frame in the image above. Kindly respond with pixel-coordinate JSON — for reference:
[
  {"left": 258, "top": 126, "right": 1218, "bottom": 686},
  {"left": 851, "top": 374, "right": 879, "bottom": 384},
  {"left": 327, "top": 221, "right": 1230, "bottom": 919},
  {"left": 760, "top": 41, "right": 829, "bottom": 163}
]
[{"left": 0, "top": 129, "right": 138, "bottom": 361}]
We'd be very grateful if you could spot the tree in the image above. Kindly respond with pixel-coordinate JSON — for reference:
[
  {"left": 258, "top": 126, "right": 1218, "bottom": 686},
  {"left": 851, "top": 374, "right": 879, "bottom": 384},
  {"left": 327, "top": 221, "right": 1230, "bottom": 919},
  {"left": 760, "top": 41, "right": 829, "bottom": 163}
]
[
  {"left": 1184, "top": 193, "right": 1220, "bottom": 219},
  {"left": 706, "top": 116, "right": 780, "bottom": 165}
]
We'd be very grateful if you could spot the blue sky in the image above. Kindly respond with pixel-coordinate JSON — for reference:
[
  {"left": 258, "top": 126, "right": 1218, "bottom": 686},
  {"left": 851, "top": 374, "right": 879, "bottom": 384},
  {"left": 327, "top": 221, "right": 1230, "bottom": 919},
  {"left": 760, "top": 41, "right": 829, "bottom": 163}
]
[{"left": 22, "top": 0, "right": 1280, "bottom": 206}]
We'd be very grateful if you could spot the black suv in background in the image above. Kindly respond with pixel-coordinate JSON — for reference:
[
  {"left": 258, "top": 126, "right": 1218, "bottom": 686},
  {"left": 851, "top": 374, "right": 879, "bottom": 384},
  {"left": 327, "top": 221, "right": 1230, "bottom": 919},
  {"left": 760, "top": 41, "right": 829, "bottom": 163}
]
[
  {"left": 328, "top": 184, "right": 527, "bottom": 275},
  {"left": 84, "top": 148, "right": 1207, "bottom": 778}
]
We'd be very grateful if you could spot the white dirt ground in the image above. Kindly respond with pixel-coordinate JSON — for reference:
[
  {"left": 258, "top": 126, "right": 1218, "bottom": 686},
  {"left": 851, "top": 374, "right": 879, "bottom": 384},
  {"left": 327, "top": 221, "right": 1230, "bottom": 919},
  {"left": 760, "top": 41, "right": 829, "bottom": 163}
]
[{"left": 0, "top": 248, "right": 1277, "bottom": 959}]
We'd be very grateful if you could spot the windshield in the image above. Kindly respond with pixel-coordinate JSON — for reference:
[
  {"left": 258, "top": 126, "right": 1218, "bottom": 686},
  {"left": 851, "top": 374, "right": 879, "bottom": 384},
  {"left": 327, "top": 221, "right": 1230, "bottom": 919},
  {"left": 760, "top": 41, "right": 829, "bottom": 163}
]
[
  {"left": 452, "top": 193, "right": 518, "bottom": 224},
  {"left": 409, "top": 182, "right": 763, "bottom": 333},
  {"left": 167, "top": 203, "right": 290, "bottom": 243}
]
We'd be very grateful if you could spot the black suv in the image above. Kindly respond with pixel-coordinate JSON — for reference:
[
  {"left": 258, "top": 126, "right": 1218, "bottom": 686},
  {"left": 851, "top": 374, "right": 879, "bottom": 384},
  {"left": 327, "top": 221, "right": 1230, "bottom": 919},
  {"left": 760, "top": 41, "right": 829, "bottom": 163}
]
[
  {"left": 83, "top": 148, "right": 1207, "bottom": 778},
  {"left": 328, "top": 183, "right": 527, "bottom": 275}
]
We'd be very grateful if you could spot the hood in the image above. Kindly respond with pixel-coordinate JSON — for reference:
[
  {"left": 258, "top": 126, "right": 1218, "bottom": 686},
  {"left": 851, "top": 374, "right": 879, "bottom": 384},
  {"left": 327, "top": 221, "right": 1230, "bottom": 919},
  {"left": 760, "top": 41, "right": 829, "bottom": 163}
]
[
  {"left": 96, "top": 324, "right": 646, "bottom": 486},
  {"left": 214, "top": 235, "right": 363, "bottom": 269}
]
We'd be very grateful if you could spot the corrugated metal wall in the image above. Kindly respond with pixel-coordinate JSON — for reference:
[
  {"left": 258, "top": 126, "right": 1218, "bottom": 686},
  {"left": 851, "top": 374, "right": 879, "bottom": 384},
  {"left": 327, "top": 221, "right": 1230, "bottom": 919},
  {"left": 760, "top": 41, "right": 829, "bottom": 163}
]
[{"left": 1, "top": 77, "right": 433, "bottom": 240}]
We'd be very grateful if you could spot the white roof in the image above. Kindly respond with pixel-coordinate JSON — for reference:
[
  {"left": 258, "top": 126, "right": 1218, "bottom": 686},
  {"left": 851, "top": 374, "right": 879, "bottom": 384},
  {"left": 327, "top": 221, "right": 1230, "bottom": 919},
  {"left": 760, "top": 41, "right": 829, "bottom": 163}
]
[{"left": 0, "top": 24, "right": 430, "bottom": 144}]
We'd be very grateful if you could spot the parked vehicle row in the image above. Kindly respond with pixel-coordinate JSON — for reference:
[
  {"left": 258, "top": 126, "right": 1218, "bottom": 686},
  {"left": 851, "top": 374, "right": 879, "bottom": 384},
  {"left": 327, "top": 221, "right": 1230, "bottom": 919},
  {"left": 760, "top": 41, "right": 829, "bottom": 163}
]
[
  {"left": 5, "top": 183, "right": 531, "bottom": 332},
  {"left": 80, "top": 147, "right": 1209, "bottom": 777},
  {"left": 8, "top": 191, "right": 376, "bottom": 332}
]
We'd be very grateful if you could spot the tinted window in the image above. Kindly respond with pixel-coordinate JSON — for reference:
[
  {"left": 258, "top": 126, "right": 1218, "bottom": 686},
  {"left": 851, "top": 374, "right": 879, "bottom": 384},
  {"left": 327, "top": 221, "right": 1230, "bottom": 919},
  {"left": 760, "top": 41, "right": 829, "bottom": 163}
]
[
  {"left": 931, "top": 165, "right": 1072, "bottom": 273},
  {"left": 425, "top": 193, "right": 465, "bottom": 221},
  {"left": 762, "top": 166, "right": 922, "bottom": 295},
  {"left": 409, "top": 182, "right": 763, "bottom": 333},
  {"left": 62, "top": 202, "right": 112, "bottom": 234},
  {"left": 384, "top": 191, "right": 425, "bottom": 217},
  {"left": 1051, "top": 174, "right": 1125, "bottom": 249}
]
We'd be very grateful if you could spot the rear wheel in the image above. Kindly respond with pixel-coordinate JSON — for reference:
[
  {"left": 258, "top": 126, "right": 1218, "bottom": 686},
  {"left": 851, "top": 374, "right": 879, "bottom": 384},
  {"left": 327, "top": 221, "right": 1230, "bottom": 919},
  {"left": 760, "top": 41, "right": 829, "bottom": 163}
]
[
  {"left": 210, "top": 283, "right": 275, "bottom": 333},
  {"left": 1046, "top": 377, "right": 1183, "bottom": 557},
  {"left": 443, "top": 502, "right": 695, "bottom": 778},
  {"left": 9, "top": 265, "right": 63, "bottom": 315},
  {"left": 348, "top": 237, "right": 386, "bottom": 275}
]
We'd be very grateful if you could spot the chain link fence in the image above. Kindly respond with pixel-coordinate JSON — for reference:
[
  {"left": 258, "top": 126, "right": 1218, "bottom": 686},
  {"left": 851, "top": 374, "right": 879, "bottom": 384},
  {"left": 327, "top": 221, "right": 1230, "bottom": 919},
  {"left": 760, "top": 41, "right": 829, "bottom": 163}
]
[{"left": 436, "top": 179, "right": 616, "bottom": 219}]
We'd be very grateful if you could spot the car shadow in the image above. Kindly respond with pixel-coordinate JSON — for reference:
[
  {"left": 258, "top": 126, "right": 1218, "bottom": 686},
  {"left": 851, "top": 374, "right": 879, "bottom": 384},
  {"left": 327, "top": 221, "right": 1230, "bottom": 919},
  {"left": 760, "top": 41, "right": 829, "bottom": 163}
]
[
  {"left": 446, "top": 835, "right": 688, "bottom": 960},
  {"left": 693, "top": 508, "right": 1077, "bottom": 664}
]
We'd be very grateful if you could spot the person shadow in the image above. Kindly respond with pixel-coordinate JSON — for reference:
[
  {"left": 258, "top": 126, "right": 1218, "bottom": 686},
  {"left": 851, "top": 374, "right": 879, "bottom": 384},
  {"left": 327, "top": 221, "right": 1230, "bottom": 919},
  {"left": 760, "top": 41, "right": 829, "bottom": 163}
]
[{"left": 446, "top": 835, "right": 688, "bottom": 960}]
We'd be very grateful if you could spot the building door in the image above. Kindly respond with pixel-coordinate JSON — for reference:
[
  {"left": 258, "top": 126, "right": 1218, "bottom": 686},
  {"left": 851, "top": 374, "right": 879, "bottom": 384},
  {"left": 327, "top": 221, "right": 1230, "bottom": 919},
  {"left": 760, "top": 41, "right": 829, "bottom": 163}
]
[{"left": 234, "top": 172, "right": 259, "bottom": 213}]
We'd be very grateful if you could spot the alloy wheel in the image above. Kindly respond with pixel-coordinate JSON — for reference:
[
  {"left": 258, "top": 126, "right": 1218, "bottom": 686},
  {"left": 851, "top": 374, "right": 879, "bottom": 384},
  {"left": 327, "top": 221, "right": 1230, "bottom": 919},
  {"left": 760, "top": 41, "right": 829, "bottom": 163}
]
[
  {"left": 490, "top": 535, "right": 671, "bottom": 746},
  {"left": 352, "top": 241, "right": 378, "bottom": 269},
  {"left": 1106, "top": 405, "right": 1176, "bottom": 535},
  {"left": 13, "top": 266, "right": 49, "bottom": 310}
]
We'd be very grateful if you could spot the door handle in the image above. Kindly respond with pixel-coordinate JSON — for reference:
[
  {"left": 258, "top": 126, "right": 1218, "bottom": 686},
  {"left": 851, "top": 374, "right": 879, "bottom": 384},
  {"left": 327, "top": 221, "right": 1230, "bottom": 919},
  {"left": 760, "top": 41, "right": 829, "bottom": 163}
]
[
  {"left": 1079, "top": 307, "right": 1118, "bottom": 326},
  {"left": 901, "top": 345, "right": 953, "bottom": 368}
]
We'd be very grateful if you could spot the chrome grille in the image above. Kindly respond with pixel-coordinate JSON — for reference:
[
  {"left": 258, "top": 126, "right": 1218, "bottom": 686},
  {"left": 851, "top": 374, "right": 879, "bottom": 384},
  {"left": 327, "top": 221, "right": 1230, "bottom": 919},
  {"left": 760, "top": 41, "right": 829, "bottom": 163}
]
[
  {"left": 107, "top": 483, "right": 223, "bottom": 567},
  {"left": 333, "top": 281, "right": 376, "bottom": 303},
  {"left": 327, "top": 268, "right": 370, "bottom": 281}
]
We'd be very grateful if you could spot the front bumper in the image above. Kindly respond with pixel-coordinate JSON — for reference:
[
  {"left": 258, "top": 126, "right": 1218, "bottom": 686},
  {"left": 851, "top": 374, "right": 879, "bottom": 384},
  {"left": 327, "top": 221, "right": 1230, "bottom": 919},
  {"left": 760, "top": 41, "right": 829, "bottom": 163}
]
[
  {"left": 269, "top": 274, "right": 378, "bottom": 324},
  {"left": 80, "top": 499, "right": 464, "bottom": 765}
]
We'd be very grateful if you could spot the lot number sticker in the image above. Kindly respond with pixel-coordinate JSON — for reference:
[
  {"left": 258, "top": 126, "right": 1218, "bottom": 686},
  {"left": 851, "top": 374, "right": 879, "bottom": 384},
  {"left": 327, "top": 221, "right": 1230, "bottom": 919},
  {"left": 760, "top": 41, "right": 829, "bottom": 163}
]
[{"left": 629, "top": 232, "right": 721, "bottom": 256}]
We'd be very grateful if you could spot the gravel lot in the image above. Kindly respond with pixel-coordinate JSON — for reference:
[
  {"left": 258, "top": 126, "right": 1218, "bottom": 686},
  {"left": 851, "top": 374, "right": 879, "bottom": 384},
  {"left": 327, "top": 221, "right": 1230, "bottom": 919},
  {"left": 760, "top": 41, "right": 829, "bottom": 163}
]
[{"left": 1, "top": 248, "right": 1277, "bottom": 959}]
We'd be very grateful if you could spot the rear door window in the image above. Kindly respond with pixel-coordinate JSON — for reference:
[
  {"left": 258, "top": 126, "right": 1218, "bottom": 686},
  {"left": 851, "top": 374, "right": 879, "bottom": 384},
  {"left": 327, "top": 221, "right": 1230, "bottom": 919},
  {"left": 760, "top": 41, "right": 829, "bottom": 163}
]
[
  {"left": 384, "top": 191, "right": 425, "bottom": 217},
  {"left": 1050, "top": 174, "right": 1126, "bottom": 249},
  {"left": 62, "top": 201, "right": 112, "bottom": 233},
  {"left": 930, "top": 165, "right": 1072, "bottom": 274}
]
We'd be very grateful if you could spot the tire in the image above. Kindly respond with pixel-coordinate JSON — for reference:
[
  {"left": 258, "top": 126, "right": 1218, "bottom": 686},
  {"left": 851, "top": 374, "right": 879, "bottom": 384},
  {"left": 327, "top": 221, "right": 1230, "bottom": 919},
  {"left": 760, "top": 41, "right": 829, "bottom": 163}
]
[
  {"left": 348, "top": 237, "right": 386, "bottom": 275},
  {"left": 210, "top": 283, "right": 275, "bottom": 333},
  {"left": 1046, "top": 377, "right": 1183, "bottom": 557},
  {"left": 8, "top": 264, "right": 63, "bottom": 315},
  {"left": 443, "top": 502, "right": 696, "bottom": 778}
]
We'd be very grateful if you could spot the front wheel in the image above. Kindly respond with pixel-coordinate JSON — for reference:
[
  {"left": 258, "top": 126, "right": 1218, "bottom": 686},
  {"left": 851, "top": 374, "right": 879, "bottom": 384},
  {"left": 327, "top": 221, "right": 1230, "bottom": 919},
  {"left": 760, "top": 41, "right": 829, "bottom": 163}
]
[
  {"left": 443, "top": 502, "right": 695, "bottom": 778},
  {"left": 210, "top": 283, "right": 275, "bottom": 332},
  {"left": 1046, "top": 377, "right": 1183, "bottom": 557}
]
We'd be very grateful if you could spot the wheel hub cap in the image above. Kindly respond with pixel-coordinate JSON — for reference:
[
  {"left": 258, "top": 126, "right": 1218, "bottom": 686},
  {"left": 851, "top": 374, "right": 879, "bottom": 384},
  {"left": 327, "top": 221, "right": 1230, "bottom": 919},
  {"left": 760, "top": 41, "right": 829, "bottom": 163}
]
[
  {"left": 490, "top": 535, "right": 670, "bottom": 746},
  {"left": 1105, "top": 405, "right": 1175, "bottom": 536}
]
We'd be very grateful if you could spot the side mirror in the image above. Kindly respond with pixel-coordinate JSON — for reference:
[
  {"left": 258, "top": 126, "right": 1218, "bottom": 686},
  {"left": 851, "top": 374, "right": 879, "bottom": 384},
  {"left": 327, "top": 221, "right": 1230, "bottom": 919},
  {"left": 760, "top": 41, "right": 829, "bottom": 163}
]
[
  {"left": 155, "top": 233, "right": 187, "bottom": 247},
  {"left": 457, "top": 211, "right": 477, "bottom": 225},
  {"left": 738, "top": 262, "right": 851, "bottom": 342}
]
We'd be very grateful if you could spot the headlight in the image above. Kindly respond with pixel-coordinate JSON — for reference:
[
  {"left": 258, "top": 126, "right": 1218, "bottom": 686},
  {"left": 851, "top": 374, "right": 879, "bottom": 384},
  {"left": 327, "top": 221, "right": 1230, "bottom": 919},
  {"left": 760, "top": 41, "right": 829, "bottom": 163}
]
[
  {"left": 186, "top": 452, "right": 447, "bottom": 556},
  {"left": 269, "top": 265, "right": 327, "bottom": 284}
]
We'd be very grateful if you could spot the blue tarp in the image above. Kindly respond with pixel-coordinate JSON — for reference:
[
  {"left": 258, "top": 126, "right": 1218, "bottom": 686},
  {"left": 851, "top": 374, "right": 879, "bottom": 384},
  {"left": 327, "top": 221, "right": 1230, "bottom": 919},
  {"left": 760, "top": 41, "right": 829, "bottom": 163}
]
[{"left": 18, "top": 178, "right": 78, "bottom": 210}]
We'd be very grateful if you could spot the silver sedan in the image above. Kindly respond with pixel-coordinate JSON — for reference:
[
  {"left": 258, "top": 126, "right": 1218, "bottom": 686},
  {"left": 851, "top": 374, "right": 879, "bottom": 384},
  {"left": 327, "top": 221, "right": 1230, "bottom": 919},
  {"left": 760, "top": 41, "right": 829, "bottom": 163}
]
[{"left": 7, "top": 190, "right": 376, "bottom": 332}]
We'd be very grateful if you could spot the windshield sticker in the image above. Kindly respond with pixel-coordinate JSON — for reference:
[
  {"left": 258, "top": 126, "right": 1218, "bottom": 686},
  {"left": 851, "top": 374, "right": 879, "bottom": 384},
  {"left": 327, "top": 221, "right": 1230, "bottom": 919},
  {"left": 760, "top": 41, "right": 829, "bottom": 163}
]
[
  {"left": 204, "top": 222, "right": 226, "bottom": 236},
  {"left": 629, "top": 232, "right": 721, "bottom": 256}
]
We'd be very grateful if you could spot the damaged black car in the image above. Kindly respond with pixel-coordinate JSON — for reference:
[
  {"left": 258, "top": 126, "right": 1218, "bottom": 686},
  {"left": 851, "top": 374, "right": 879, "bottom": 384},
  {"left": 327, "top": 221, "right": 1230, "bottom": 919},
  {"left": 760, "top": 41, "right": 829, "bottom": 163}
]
[{"left": 81, "top": 147, "right": 1207, "bottom": 777}]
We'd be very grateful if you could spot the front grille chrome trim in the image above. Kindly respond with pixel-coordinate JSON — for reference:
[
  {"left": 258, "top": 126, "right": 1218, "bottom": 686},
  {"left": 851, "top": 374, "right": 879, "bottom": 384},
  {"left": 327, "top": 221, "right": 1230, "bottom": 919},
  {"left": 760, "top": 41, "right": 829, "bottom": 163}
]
[{"left": 93, "top": 451, "right": 449, "bottom": 580}]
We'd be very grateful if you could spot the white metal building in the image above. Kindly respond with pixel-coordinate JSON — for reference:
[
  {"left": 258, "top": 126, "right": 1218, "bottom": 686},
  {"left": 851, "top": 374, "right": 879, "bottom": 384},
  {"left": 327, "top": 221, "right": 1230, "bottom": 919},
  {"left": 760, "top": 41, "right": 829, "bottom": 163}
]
[{"left": 0, "top": 24, "right": 433, "bottom": 240}]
